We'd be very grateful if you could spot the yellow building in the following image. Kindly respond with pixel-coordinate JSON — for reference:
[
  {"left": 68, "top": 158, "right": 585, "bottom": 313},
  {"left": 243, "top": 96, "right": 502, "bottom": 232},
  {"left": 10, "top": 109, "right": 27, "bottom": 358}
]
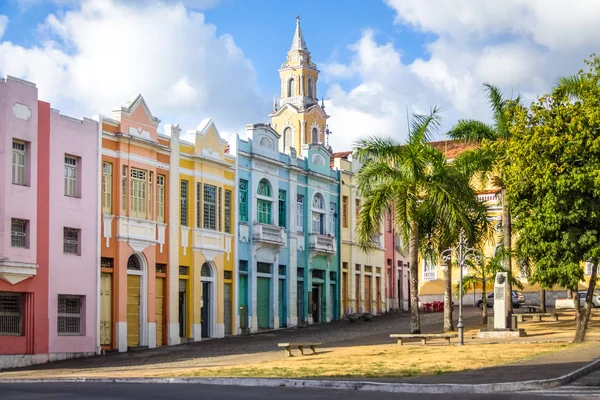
[
  {"left": 175, "top": 119, "right": 236, "bottom": 340},
  {"left": 332, "top": 152, "right": 387, "bottom": 316},
  {"left": 270, "top": 16, "right": 329, "bottom": 156}
]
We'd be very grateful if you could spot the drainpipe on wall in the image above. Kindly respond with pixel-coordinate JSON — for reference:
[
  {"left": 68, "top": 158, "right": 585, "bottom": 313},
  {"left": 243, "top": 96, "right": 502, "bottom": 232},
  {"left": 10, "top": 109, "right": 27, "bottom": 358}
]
[{"left": 94, "top": 114, "right": 103, "bottom": 355}]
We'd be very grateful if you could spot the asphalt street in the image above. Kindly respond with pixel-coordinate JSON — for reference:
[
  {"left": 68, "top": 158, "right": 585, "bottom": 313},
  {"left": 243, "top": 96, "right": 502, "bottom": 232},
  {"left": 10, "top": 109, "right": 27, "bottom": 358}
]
[{"left": 1, "top": 383, "right": 599, "bottom": 400}]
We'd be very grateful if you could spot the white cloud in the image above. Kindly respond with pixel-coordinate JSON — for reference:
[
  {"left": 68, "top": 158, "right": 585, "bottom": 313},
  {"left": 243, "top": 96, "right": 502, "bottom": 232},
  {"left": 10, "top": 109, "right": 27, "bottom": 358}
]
[
  {"left": 0, "top": 0, "right": 263, "bottom": 140},
  {"left": 0, "top": 15, "right": 7, "bottom": 39},
  {"left": 323, "top": 0, "right": 600, "bottom": 152}
]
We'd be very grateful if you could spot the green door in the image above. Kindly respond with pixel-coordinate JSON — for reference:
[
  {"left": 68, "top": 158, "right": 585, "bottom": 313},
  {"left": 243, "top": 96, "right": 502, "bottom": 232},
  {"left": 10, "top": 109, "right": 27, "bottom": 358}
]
[
  {"left": 257, "top": 277, "right": 271, "bottom": 329},
  {"left": 278, "top": 279, "right": 286, "bottom": 328},
  {"left": 239, "top": 274, "right": 248, "bottom": 330}
]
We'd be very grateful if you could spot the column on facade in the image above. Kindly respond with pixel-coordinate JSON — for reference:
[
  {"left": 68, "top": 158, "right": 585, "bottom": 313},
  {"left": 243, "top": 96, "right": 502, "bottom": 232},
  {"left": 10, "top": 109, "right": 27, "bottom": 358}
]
[
  {"left": 165, "top": 124, "right": 181, "bottom": 346},
  {"left": 300, "top": 121, "right": 306, "bottom": 146},
  {"left": 272, "top": 253, "right": 280, "bottom": 330},
  {"left": 288, "top": 172, "right": 298, "bottom": 326}
]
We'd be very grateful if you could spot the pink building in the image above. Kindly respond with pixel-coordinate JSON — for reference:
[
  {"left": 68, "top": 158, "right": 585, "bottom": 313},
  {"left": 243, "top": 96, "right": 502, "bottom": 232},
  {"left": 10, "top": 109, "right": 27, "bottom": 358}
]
[
  {"left": 0, "top": 76, "right": 100, "bottom": 369},
  {"left": 383, "top": 219, "right": 409, "bottom": 311}
]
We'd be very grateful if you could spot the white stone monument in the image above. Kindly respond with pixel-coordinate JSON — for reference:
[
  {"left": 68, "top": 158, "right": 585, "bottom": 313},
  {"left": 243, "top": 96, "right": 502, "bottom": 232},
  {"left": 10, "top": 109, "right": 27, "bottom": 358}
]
[{"left": 493, "top": 272, "right": 508, "bottom": 330}]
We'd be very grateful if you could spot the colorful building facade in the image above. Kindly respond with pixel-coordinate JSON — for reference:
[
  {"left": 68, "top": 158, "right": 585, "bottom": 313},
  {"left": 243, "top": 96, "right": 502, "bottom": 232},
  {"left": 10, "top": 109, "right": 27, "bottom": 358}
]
[{"left": 0, "top": 76, "right": 99, "bottom": 369}]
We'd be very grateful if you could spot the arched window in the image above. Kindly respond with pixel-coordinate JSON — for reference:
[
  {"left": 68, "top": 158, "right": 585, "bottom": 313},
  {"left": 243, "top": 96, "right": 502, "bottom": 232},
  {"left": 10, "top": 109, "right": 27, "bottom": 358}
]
[
  {"left": 311, "top": 127, "right": 319, "bottom": 144},
  {"left": 312, "top": 193, "right": 326, "bottom": 234},
  {"left": 307, "top": 78, "right": 313, "bottom": 98},
  {"left": 201, "top": 262, "right": 212, "bottom": 277},
  {"left": 287, "top": 78, "right": 295, "bottom": 98},
  {"left": 257, "top": 179, "right": 272, "bottom": 224},
  {"left": 283, "top": 127, "right": 292, "bottom": 149},
  {"left": 127, "top": 254, "right": 141, "bottom": 271}
]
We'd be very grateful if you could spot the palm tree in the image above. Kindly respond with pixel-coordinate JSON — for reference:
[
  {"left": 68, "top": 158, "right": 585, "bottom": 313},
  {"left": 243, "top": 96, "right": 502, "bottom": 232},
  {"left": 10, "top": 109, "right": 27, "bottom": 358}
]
[
  {"left": 354, "top": 107, "right": 480, "bottom": 333},
  {"left": 447, "top": 83, "right": 521, "bottom": 316}
]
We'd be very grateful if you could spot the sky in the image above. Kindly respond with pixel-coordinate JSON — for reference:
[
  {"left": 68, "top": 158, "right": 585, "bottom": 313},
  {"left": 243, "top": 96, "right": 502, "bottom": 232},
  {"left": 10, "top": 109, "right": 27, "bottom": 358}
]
[{"left": 1, "top": 0, "right": 600, "bottom": 152}]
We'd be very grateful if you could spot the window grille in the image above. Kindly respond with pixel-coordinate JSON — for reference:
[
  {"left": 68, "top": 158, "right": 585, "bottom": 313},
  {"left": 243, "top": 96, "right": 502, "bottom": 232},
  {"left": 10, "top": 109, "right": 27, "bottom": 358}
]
[
  {"left": 11, "top": 219, "right": 27, "bottom": 248},
  {"left": 57, "top": 295, "right": 83, "bottom": 336},
  {"left": 157, "top": 175, "right": 165, "bottom": 222},
  {"left": 312, "top": 269, "right": 324, "bottom": 280},
  {"left": 239, "top": 260, "right": 248, "bottom": 272},
  {"left": 179, "top": 266, "right": 189, "bottom": 275},
  {"left": 102, "top": 162, "right": 112, "bottom": 213},
  {"left": 239, "top": 180, "right": 248, "bottom": 222},
  {"left": 224, "top": 270, "right": 232, "bottom": 280},
  {"left": 203, "top": 184, "right": 216, "bottom": 229},
  {"left": 100, "top": 257, "right": 114, "bottom": 269},
  {"left": 63, "top": 228, "right": 80, "bottom": 255},
  {"left": 201, "top": 264, "right": 212, "bottom": 277},
  {"left": 296, "top": 194, "right": 304, "bottom": 233},
  {"left": 278, "top": 265, "right": 286, "bottom": 276},
  {"left": 180, "top": 180, "right": 188, "bottom": 226},
  {"left": 156, "top": 263, "right": 166, "bottom": 274},
  {"left": 297, "top": 267, "right": 305, "bottom": 279},
  {"left": 127, "top": 255, "right": 141, "bottom": 270},
  {"left": 224, "top": 190, "right": 231, "bottom": 233},
  {"left": 257, "top": 263, "right": 271, "bottom": 274},
  {"left": 0, "top": 292, "right": 23, "bottom": 336},
  {"left": 257, "top": 179, "right": 271, "bottom": 197},
  {"left": 12, "top": 140, "right": 26, "bottom": 185},
  {"left": 196, "top": 183, "right": 202, "bottom": 228},
  {"left": 64, "top": 156, "right": 78, "bottom": 197},
  {"left": 278, "top": 190, "right": 286, "bottom": 228}
]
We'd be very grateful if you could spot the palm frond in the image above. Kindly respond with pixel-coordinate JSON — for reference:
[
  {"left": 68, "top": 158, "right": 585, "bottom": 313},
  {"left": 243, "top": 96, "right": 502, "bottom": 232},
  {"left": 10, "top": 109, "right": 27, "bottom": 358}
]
[
  {"left": 408, "top": 106, "right": 442, "bottom": 146},
  {"left": 447, "top": 119, "right": 496, "bottom": 142}
]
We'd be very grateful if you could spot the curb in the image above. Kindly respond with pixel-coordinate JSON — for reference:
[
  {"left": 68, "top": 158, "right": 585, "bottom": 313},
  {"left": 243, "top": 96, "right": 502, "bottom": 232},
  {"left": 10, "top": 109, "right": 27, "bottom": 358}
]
[{"left": 1, "top": 357, "right": 599, "bottom": 394}]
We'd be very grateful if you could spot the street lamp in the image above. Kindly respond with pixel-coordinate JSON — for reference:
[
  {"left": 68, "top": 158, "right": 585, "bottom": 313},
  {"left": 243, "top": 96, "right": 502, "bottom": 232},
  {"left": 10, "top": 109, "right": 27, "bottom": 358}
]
[{"left": 440, "top": 229, "right": 483, "bottom": 346}]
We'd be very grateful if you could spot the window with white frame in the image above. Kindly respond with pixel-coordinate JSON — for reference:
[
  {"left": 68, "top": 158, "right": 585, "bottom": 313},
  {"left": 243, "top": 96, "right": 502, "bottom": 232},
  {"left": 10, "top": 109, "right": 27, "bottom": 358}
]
[
  {"left": 180, "top": 180, "right": 188, "bottom": 226},
  {"left": 312, "top": 193, "right": 326, "bottom": 234},
  {"left": 203, "top": 184, "right": 217, "bottom": 230},
  {"left": 130, "top": 168, "right": 147, "bottom": 219},
  {"left": 64, "top": 155, "right": 79, "bottom": 197},
  {"left": 225, "top": 189, "right": 232, "bottom": 233},
  {"left": 57, "top": 295, "right": 83, "bottom": 336},
  {"left": 585, "top": 261, "right": 600, "bottom": 276},
  {"left": 157, "top": 174, "right": 165, "bottom": 223},
  {"left": 11, "top": 218, "right": 28, "bottom": 248},
  {"left": 256, "top": 179, "right": 272, "bottom": 225},
  {"left": 12, "top": 140, "right": 26, "bottom": 185},
  {"left": 63, "top": 227, "right": 80, "bottom": 255},
  {"left": 283, "top": 128, "right": 293, "bottom": 149},
  {"left": 196, "top": 182, "right": 202, "bottom": 228},
  {"left": 0, "top": 292, "right": 23, "bottom": 336},
  {"left": 296, "top": 194, "right": 304, "bottom": 233},
  {"left": 329, "top": 202, "right": 336, "bottom": 236},
  {"left": 122, "top": 166, "right": 128, "bottom": 215},
  {"left": 422, "top": 259, "right": 437, "bottom": 281},
  {"left": 102, "top": 162, "right": 112, "bottom": 213},
  {"left": 148, "top": 172, "right": 153, "bottom": 220}
]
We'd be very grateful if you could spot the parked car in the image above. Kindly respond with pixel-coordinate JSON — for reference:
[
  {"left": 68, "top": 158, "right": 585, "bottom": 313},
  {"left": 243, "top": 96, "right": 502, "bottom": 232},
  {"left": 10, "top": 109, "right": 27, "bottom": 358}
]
[
  {"left": 476, "top": 290, "right": 525, "bottom": 308},
  {"left": 578, "top": 291, "right": 600, "bottom": 307}
]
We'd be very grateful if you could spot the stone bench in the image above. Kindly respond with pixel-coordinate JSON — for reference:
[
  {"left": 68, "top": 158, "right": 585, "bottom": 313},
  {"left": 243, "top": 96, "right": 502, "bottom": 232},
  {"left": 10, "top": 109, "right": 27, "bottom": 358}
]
[
  {"left": 278, "top": 342, "right": 321, "bottom": 357},
  {"left": 390, "top": 333, "right": 458, "bottom": 345},
  {"left": 515, "top": 313, "right": 558, "bottom": 323},
  {"left": 525, "top": 305, "right": 540, "bottom": 313}
]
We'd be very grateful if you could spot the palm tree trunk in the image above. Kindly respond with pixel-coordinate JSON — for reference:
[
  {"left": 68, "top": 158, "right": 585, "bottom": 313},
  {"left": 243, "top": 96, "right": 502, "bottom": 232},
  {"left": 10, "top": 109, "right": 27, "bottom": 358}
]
[
  {"left": 443, "top": 257, "right": 454, "bottom": 331},
  {"left": 575, "top": 264, "right": 597, "bottom": 343},
  {"left": 409, "top": 221, "right": 421, "bottom": 334},
  {"left": 502, "top": 187, "right": 513, "bottom": 320},
  {"left": 482, "top": 283, "right": 488, "bottom": 325},
  {"left": 539, "top": 288, "right": 546, "bottom": 313}
]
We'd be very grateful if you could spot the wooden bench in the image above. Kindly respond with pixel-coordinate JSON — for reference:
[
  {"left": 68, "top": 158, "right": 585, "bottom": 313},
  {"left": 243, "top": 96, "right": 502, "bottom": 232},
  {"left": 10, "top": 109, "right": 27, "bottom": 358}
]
[
  {"left": 278, "top": 342, "right": 321, "bottom": 357},
  {"left": 515, "top": 313, "right": 558, "bottom": 323},
  {"left": 390, "top": 333, "right": 458, "bottom": 345}
]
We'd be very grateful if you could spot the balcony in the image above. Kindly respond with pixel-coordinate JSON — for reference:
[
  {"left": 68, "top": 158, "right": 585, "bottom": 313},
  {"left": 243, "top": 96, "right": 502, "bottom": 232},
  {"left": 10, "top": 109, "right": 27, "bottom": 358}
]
[
  {"left": 116, "top": 216, "right": 157, "bottom": 253},
  {"left": 191, "top": 228, "right": 232, "bottom": 261},
  {"left": 0, "top": 258, "right": 38, "bottom": 285},
  {"left": 252, "top": 223, "right": 286, "bottom": 247},
  {"left": 308, "top": 233, "right": 336, "bottom": 254},
  {"left": 423, "top": 269, "right": 438, "bottom": 281}
]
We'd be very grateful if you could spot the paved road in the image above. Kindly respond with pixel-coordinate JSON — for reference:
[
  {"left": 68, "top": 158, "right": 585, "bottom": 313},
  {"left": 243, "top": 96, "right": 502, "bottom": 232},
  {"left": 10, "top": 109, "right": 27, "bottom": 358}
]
[{"left": 0, "top": 382, "right": 596, "bottom": 400}]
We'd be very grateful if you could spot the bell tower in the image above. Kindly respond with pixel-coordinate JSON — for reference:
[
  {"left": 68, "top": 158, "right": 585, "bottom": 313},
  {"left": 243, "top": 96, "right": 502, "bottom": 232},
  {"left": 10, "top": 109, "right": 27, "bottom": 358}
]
[{"left": 270, "top": 16, "right": 329, "bottom": 156}]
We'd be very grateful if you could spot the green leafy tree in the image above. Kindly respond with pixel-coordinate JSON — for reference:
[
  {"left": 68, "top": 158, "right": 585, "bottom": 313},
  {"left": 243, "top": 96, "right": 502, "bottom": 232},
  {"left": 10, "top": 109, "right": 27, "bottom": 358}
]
[
  {"left": 354, "top": 108, "right": 480, "bottom": 333},
  {"left": 448, "top": 83, "right": 521, "bottom": 317},
  {"left": 505, "top": 56, "right": 600, "bottom": 342}
]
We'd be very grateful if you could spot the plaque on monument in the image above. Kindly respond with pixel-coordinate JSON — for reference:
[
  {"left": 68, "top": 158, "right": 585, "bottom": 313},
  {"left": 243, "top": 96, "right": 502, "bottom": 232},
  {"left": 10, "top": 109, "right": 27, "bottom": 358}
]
[{"left": 494, "top": 272, "right": 508, "bottom": 329}]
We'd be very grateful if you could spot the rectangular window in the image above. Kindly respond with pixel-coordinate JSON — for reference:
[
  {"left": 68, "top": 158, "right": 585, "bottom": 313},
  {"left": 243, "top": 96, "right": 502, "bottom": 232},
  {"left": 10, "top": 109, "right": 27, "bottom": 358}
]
[
  {"left": 130, "top": 168, "right": 147, "bottom": 219},
  {"left": 239, "top": 180, "right": 248, "bottom": 222},
  {"left": 196, "top": 183, "right": 202, "bottom": 228},
  {"left": 11, "top": 218, "right": 28, "bottom": 248},
  {"left": 64, "top": 155, "right": 79, "bottom": 197},
  {"left": 180, "top": 180, "right": 188, "bottom": 226},
  {"left": 63, "top": 227, "right": 80, "bottom": 255},
  {"left": 257, "top": 199, "right": 272, "bottom": 224},
  {"left": 148, "top": 172, "right": 153, "bottom": 220},
  {"left": 218, "top": 187, "right": 222, "bottom": 231},
  {"left": 122, "top": 166, "right": 128, "bottom": 215},
  {"left": 57, "top": 295, "right": 83, "bottom": 336},
  {"left": 203, "top": 184, "right": 217, "bottom": 230},
  {"left": 225, "top": 189, "right": 232, "bottom": 233},
  {"left": 312, "top": 212, "right": 324, "bottom": 234},
  {"left": 330, "top": 202, "right": 336, "bottom": 236},
  {"left": 278, "top": 190, "right": 286, "bottom": 228},
  {"left": 157, "top": 174, "right": 165, "bottom": 223},
  {"left": 239, "top": 260, "right": 248, "bottom": 273},
  {"left": 12, "top": 140, "right": 26, "bottom": 185},
  {"left": 0, "top": 292, "right": 23, "bottom": 336},
  {"left": 296, "top": 194, "right": 304, "bottom": 233},
  {"left": 102, "top": 162, "right": 112, "bottom": 213},
  {"left": 342, "top": 196, "right": 348, "bottom": 227}
]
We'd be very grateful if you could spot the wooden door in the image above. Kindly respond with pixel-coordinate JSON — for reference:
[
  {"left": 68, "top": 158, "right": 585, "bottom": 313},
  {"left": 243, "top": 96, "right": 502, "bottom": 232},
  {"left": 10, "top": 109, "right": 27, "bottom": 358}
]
[
  {"left": 376, "top": 276, "right": 381, "bottom": 314},
  {"left": 257, "top": 277, "right": 271, "bottom": 329},
  {"left": 224, "top": 282, "right": 232, "bottom": 335},
  {"left": 100, "top": 272, "right": 112, "bottom": 347},
  {"left": 365, "top": 275, "right": 372, "bottom": 314},
  {"left": 155, "top": 277, "right": 164, "bottom": 346},
  {"left": 355, "top": 274, "right": 360, "bottom": 313},
  {"left": 127, "top": 274, "right": 141, "bottom": 347},
  {"left": 342, "top": 272, "right": 347, "bottom": 316}
]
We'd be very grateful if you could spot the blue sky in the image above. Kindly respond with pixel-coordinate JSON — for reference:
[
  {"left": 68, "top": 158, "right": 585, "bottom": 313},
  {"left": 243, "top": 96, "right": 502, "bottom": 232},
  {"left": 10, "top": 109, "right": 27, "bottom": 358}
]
[{"left": 1, "top": 0, "right": 599, "bottom": 151}]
